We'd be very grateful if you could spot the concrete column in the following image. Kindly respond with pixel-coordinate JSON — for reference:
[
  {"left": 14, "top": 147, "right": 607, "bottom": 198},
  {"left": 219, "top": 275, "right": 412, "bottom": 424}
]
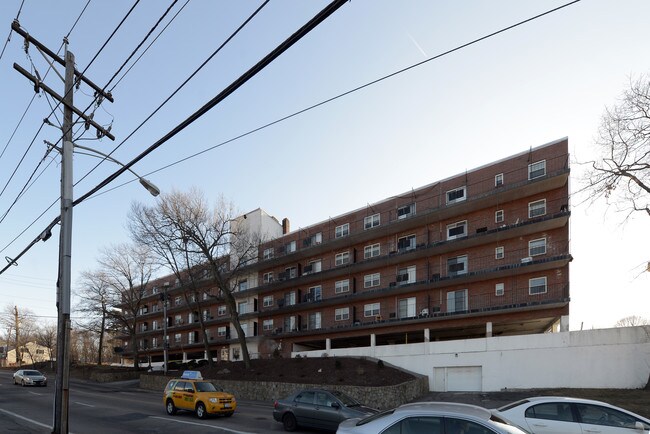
[
  {"left": 204, "top": 350, "right": 208, "bottom": 360},
  {"left": 560, "top": 315, "right": 570, "bottom": 332},
  {"left": 424, "top": 328, "right": 430, "bottom": 343},
  {"left": 326, "top": 338, "right": 331, "bottom": 351},
  {"left": 182, "top": 352, "right": 188, "bottom": 362},
  {"left": 370, "top": 334, "right": 376, "bottom": 348},
  {"left": 486, "top": 322, "right": 493, "bottom": 337}
]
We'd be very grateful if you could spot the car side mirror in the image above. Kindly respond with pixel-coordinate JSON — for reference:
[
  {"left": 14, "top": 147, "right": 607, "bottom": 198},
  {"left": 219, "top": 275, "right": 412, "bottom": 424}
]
[
  {"left": 634, "top": 421, "right": 647, "bottom": 431},
  {"left": 331, "top": 402, "right": 340, "bottom": 409}
]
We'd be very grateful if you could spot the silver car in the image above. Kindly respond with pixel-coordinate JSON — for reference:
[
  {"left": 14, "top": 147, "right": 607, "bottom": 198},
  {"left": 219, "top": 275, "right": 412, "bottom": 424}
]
[
  {"left": 494, "top": 397, "right": 650, "bottom": 434},
  {"left": 337, "top": 402, "right": 530, "bottom": 434},
  {"left": 13, "top": 369, "right": 47, "bottom": 387},
  {"left": 273, "top": 388, "right": 378, "bottom": 432}
]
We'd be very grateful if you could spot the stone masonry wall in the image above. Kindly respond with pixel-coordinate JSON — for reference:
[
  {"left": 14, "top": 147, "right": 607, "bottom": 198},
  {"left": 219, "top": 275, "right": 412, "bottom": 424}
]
[{"left": 140, "top": 374, "right": 428, "bottom": 410}]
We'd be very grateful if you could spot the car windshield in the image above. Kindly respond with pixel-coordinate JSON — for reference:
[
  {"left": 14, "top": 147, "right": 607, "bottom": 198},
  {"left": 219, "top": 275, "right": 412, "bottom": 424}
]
[
  {"left": 330, "top": 390, "right": 361, "bottom": 407},
  {"left": 24, "top": 371, "right": 42, "bottom": 376},
  {"left": 194, "top": 382, "right": 218, "bottom": 392}
]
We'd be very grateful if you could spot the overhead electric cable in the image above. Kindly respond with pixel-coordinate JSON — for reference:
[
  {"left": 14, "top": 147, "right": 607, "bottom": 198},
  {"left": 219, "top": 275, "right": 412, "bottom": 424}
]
[
  {"left": 0, "top": 0, "right": 349, "bottom": 275},
  {"left": 0, "top": 0, "right": 25, "bottom": 61}
]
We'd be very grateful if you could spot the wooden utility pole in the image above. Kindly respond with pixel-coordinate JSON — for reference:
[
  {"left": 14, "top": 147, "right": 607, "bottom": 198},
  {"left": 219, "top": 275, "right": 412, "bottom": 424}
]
[
  {"left": 10, "top": 21, "right": 114, "bottom": 434},
  {"left": 14, "top": 306, "right": 19, "bottom": 367}
]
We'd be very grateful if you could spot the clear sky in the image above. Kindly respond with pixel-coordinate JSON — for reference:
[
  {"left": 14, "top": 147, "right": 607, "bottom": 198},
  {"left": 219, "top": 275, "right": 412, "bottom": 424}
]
[{"left": 0, "top": 0, "right": 648, "bottom": 331}]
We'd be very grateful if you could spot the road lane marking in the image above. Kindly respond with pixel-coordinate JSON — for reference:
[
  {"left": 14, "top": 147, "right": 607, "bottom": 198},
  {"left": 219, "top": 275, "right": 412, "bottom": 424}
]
[
  {"left": 74, "top": 401, "right": 95, "bottom": 407},
  {"left": 0, "top": 408, "right": 77, "bottom": 434},
  {"left": 28, "top": 391, "right": 43, "bottom": 396},
  {"left": 149, "top": 416, "right": 256, "bottom": 433}
]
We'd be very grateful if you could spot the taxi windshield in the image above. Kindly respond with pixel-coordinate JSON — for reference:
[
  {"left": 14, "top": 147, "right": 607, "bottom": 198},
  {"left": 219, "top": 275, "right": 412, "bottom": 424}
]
[{"left": 194, "top": 382, "right": 218, "bottom": 392}]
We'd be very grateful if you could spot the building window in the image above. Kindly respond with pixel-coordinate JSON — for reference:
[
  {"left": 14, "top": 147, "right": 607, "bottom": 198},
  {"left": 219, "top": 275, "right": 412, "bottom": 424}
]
[
  {"left": 528, "top": 199, "right": 547, "bottom": 218},
  {"left": 364, "top": 273, "right": 380, "bottom": 288},
  {"left": 218, "top": 305, "right": 226, "bottom": 316},
  {"left": 217, "top": 326, "right": 227, "bottom": 337},
  {"left": 308, "top": 312, "right": 322, "bottom": 330},
  {"left": 238, "top": 301, "right": 248, "bottom": 314},
  {"left": 495, "top": 283, "right": 505, "bottom": 296},
  {"left": 284, "top": 316, "right": 297, "bottom": 332},
  {"left": 529, "top": 238, "right": 547, "bottom": 256},
  {"left": 307, "top": 285, "right": 322, "bottom": 302},
  {"left": 279, "top": 266, "right": 297, "bottom": 280},
  {"left": 335, "top": 251, "right": 350, "bottom": 266},
  {"left": 202, "top": 310, "right": 210, "bottom": 321},
  {"left": 285, "top": 240, "right": 296, "bottom": 253},
  {"left": 495, "top": 246, "right": 504, "bottom": 259},
  {"left": 446, "top": 186, "right": 466, "bottom": 204},
  {"left": 495, "top": 210, "right": 504, "bottom": 223},
  {"left": 174, "top": 314, "right": 183, "bottom": 325},
  {"left": 335, "top": 279, "right": 350, "bottom": 294},
  {"left": 335, "top": 307, "right": 349, "bottom": 321},
  {"left": 263, "top": 247, "right": 274, "bottom": 260},
  {"left": 152, "top": 320, "right": 158, "bottom": 330},
  {"left": 263, "top": 319, "right": 273, "bottom": 331},
  {"left": 398, "top": 297, "right": 416, "bottom": 319},
  {"left": 446, "top": 221, "right": 467, "bottom": 240},
  {"left": 174, "top": 333, "right": 182, "bottom": 343},
  {"left": 528, "top": 160, "right": 546, "bottom": 180},
  {"left": 447, "top": 289, "right": 468, "bottom": 313},
  {"left": 238, "top": 279, "right": 248, "bottom": 291},
  {"left": 529, "top": 276, "right": 547, "bottom": 295},
  {"left": 397, "top": 234, "right": 416, "bottom": 252},
  {"left": 284, "top": 291, "right": 296, "bottom": 306},
  {"left": 188, "top": 332, "right": 195, "bottom": 344},
  {"left": 303, "top": 259, "right": 322, "bottom": 275},
  {"left": 396, "top": 265, "right": 416, "bottom": 285},
  {"left": 397, "top": 203, "right": 416, "bottom": 219},
  {"left": 335, "top": 223, "right": 349, "bottom": 238},
  {"left": 364, "top": 213, "right": 380, "bottom": 229},
  {"left": 364, "top": 303, "right": 380, "bottom": 317},
  {"left": 364, "top": 243, "right": 381, "bottom": 259},
  {"left": 152, "top": 337, "right": 158, "bottom": 347},
  {"left": 263, "top": 272, "right": 273, "bottom": 284},
  {"left": 263, "top": 295, "right": 273, "bottom": 307},
  {"left": 495, "top": 173, "right": 504, "bottom": 187},
  {"left": 447, "top": 255, "right": 468, "bottom": 276},
  {"left": 174, "top": 296, "right": 182, "bottom": 306},
  {"left": 304, "top": 232, "right": 322, "bottom": 247}
]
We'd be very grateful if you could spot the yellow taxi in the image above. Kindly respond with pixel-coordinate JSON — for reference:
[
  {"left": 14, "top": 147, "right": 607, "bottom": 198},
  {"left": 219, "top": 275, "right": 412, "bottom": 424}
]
[{"left": 163, "top": 371, "right": 236, "bottom": 419}]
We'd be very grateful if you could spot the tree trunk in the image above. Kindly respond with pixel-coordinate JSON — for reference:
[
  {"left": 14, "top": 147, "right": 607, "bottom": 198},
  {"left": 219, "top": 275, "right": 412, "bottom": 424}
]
[{"left": 97, "top": 314, "right": 105, "bottom": 365}]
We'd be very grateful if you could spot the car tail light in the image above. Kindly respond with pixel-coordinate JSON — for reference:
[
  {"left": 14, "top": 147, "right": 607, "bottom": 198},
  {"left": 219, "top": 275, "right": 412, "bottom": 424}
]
[{"left": 273, "top": 401, "right": 279, "bottom": 408}]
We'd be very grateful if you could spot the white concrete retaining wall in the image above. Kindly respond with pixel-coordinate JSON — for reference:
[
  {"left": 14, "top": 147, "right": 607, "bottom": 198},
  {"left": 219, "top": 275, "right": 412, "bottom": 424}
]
[{"left": 295, "top": 326, "right": 650, "bottom": 392}]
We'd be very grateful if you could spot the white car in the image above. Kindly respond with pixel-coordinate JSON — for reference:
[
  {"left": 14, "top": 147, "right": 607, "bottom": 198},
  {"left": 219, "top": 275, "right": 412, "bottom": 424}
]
[
  {"left": 13, "top": 369, "right": 47, "bottom": 387},
  {"left": 337, "top": 402, "right": 530, "bottom": 434},
  {"left": 494, "top": 397, "right": 650, "bottom": 434}
]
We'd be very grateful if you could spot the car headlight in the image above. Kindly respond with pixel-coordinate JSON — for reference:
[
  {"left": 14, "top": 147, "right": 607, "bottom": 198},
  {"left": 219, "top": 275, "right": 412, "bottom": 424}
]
[
  {"left": 209, "top": 398, "right": 218, "bottom": 404},
  {"left": 25, "top": 378, "right": 33, "bottom": 383}
]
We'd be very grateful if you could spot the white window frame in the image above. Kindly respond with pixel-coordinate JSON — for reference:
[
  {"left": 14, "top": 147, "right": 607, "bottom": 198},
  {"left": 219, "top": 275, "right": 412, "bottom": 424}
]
[
  {"left": 307, "top": 285, "right": 322, "bottom": 302},
  {"left": 397, "top": 234, "right": 416, "bottom": 252},
  {"left": 263, "top": 319, "right": 273, "bottom": 331},
  {"left": 397, "top": 265, "right": 416, "bottom": 285},
  {"left": 335, "top": 251, "right": 350, "bottom": 266},
  {"left": 397, "top": 203, "right": 416, "bottom": 219},
  {"left": 174, "top": 333, "right": 182, "bottom": 343},
  {"left": 446, "top": 186, "right": 467, "bottom": 204},
  {"left": 495, "top": 210, "right": 504, "bottom": 223},
  {"left": 335, "top": 223, "right": 349, "bottom": 238},
  {"left": 528, "top": 199, "right": 547, "bottom": 218},
  {"left": 364, "top": 213, "right": 380, "bottom": 230},
  {"left": 446, "top": 220, "right": 467, "bottom": 240},
  {"left": 335, "top": 279, "right": 350, "bottom": 294},
  {"left": 284, "top": 291, "right": 296, "bottom": 306},
  {"left": 495, "top": 246, "right": 504, "bottom": 259},
  {"left": 263, "top": 296, "right": 273, "bottom": 308},
  {"left": 217, "top": 326, "right": 227, "bottom": 337},
  {"left": 495, "top": 173, "right": 504, "bottom": 187},
  {"left": 528, "top": 160, "right": 546, "bottom": 180},
  {"left": 188, "top": 332, "right": 195, "bottom": 344},
  {"left": 174, "top": 296, "right": 182, "bottom": 306},
  {"left": 529, "top": 276, "right": 547, "bottom": 295},
  {"left": 364, "top": 303, "right": 380, "bottom": 317},
  {"left": 263, "top": 272, "right": 273, "bottom": 284},
  {"left": 495, "top": 283, "right": 505, "bottom": 296},
  {"left": 335, "top": 307, "right": 350, "bottom": 321},
  {"left": 217, "top": 305, "right": 226, "bottom": 316},
  {"left": 364, "top": 243, "right": 381, "bottom": 259},
  {"left": 308, "top": 312, "right": 322, "bottom": 330},
  {"left": 447, "top": 255, "right": 468, "bottom": 276},
  {"left": 398, "top": 297, "right": 417, "bottom": 319},
  {"left": 447, "top": 289, "right": 468, "bottom": 313},
  {"left": 263, "top": 247, "right": 274, "bottom": 260},
  {"left": 285, "top": 240, "right": 296, "bottom": 253},
  {"left": 364, "top": 273, "right": 381, "bottom": 288},
  {"left": 529, "top": 238, "right": 547, "bottom": 256}
]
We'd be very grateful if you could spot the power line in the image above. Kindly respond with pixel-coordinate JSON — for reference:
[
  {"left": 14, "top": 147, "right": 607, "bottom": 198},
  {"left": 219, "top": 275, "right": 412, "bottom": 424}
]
[{"left": 0, "top": 0, "right": 25, "bottom": 61}]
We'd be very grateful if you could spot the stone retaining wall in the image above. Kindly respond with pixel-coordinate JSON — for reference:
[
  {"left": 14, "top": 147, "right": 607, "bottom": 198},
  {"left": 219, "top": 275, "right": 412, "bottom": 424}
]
[{"left": 140, "top": 374, "right": 428, "bottom": 410}]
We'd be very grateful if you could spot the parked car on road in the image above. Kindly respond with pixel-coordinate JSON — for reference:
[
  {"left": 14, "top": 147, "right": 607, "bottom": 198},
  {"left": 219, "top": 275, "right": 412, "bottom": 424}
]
[
  {"left": 13, "top": 369, "right": 47, "bottom": 387},
  {"left": 163, "top": 371, "right": 236, "bottom": 419},
  {"left": 337, "top": 402, "right": 530, "bottom": 434},
  {"left": 493, "top": 397, "right": 650, "bottom": 434},
  {"left": 273, "top": 388, "right": 378, "bottom": 432}
]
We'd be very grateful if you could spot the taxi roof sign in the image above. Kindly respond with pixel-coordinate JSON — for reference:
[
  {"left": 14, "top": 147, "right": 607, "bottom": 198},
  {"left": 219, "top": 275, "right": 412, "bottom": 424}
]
[{"left": 180, "top": 370, "right": 202, "bottom": 380}]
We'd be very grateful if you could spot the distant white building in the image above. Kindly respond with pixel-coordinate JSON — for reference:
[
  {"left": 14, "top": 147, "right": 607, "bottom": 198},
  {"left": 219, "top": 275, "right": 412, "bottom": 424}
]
[{"left": 6, "top": 342, "right": 52, "bottom": 367}]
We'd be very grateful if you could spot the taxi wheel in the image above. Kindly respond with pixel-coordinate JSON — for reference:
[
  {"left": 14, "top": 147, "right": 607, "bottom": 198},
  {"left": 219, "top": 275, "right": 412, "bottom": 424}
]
[
  {"left": 196, "top": 403, "right": 207, "bottom": 419},
  {"left": 282, "top": 413, "right": 297, "bottom": 432},
  {"left": 166, "top": 399, "right": 177, "bottom": 415}
]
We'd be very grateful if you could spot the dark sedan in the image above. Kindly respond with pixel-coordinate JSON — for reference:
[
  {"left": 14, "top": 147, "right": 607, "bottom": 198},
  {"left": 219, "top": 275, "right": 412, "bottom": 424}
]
[
  {"left": 273, "top": 388, "right": 378, "bottom": 432},
  {"left": 13, "top": 369, "right": 47, "bottom": 387}
]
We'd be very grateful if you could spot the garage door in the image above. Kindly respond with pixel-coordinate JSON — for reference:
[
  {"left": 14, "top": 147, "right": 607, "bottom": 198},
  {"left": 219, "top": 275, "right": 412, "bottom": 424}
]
[{"left": 434, "top": 366, "right": 482, "bottom": 391}]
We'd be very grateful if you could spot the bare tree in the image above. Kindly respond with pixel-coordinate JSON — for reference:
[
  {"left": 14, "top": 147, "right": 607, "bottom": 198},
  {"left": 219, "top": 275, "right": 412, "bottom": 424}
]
[
  {"left": 129, "top": 188, "right": 261, "bottom": 368},
  {"left": 34, "top": 322, "right": 57, "bottom": 369},
  {"left": 615, "top": 315, "right": 649, "bottom": 327},
  {"left": 97, "top": 243, "right": 157, "bottom": 369},
  {"left": 75, "top": 270, "right": 114, "bottom": 365},
  {"left": 581, "top": 73, "right": 650, "bottom": 219},
  {"left": 0, "top": 305, "right": 37, "bottom": 366}
]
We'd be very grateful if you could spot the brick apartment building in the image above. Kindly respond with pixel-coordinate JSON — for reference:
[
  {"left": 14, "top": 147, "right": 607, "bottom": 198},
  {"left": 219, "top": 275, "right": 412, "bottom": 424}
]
[{"left": 121, "top": 138, "right": 571, "bottom": 364}]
